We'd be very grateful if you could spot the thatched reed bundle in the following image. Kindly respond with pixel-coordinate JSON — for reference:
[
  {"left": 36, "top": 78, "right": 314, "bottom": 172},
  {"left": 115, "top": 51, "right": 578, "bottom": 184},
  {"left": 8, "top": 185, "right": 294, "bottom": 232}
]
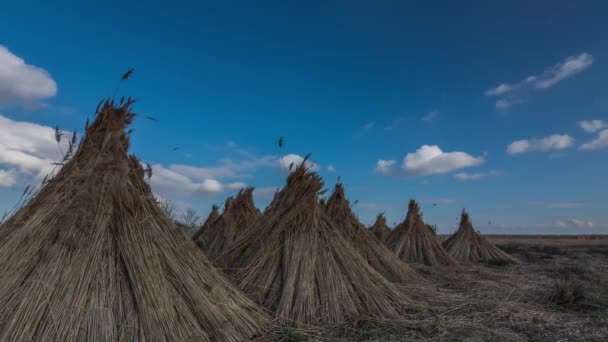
[
  {"left": 326, "top": 184, "right": 418, "bottom": 283},
  {"left": 191, "top": 204, "right": 220, "bottom": 243},
  {"left": 217, "top": 164, "right": 411, "bottom": 326},
  {"left": 443, "top": 209, "right": 520, "bottom": 265},
  {"left": 386, "top": 200, "right": 458, "bottom": 266},
  {"left": 0, "top": 99, "right": 267, "bottom": 341},
  {"left": 196, "top": 188, "right": 260, "bottom": 261},
  {"left": 371, "top": 213, "right": 391, "bottom": 241}
]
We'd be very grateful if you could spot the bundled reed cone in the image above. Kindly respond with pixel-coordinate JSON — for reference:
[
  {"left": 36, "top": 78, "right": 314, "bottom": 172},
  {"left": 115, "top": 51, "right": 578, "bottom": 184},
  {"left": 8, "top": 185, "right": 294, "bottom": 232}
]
[
  {"left": 191, "top": 204, "right": 220, "bottom": 243},
  {"left": 217, "top": 164, "right": 411, "bottom": 326},
  {"left": 443, "top": 209, "right": 520, "bottom": 264},
  {"left": 196, "top": 188, "right": 261, "bottom": 261},
  {"left": 371, "top": 213, "right": 391, "bottom": 241},
  {"left": 386, "top": 200, "right": 458, "bottom": 266},
  {"left": 0, "top": 99, "right": 267, "bottom": 341},
  {"left": 326, "top": 184, "right": 418, "bottom": 283}
]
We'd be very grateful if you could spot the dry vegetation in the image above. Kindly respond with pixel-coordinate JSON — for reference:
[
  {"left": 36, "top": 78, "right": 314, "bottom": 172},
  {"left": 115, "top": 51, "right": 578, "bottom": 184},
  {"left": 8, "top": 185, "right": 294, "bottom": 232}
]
[
  {"left": 325, "top": 183, "right": 418, "bottom": 283},
  {"left": 443, "top": 209, "right": 520, "bottom": 265},
  {"left": 0, "top": 101, "right": 267, "bottom": 341},
  {"left": 262, "top": 236, "right": 608, "bottom": 341},
  {"left": 386, "top": 200, "right": 459, "bottom": 266},
  {"left": 1, "top": 93, "right": 606, "bottom": 341},
  {"left": 195, "top": 188, "right": 260, "bottom": 261},
  {"left": 370, "top": 213, "right": 391, "bottom": 242},
  {"left": 216, "top": 164, "right": 413, "bottom": 326}
]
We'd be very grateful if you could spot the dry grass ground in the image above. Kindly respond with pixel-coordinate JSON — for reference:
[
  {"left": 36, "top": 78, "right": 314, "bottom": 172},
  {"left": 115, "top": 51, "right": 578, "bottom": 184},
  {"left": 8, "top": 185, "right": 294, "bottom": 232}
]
[{"left": 261, "top": 235, "right": 608, "bottom": 341}]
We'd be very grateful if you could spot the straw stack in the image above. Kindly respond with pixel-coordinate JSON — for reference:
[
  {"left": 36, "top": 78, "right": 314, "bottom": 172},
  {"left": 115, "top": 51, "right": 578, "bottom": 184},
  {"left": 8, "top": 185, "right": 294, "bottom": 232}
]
[{"left": 0, "top": 99, "right": 267, "bottom": 341}]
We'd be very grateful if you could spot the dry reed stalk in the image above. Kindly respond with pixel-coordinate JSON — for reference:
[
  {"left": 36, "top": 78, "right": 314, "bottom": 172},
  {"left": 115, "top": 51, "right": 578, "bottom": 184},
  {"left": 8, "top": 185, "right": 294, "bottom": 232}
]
[
  {"left": 443, "top": 209, "right": 520, "bottom": 265},
  {"left": 370, "top": 213, "right": 391, "bottom": 242},
  {"left": 216, "top": 164, "right": 413, "bottom": 326},
  {"left": 325, "top": 184, "right": 418, "bottom": 283},
  {"left": 0, "top": 99, "right": 267, "bottom": 341},
  {"left": 196, "top": 188, "right": 260, "bottom": 261},
  {"left": 386, "top": 200, "right": 459, "bottom": 266},
  {"left": 191, "top": 204, "right": 220, "bottom": 243}
]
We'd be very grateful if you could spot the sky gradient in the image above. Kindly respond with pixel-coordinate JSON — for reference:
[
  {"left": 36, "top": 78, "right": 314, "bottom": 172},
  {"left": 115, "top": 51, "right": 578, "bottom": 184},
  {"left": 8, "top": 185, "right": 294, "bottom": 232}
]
[{"left": 0, "top": 1, "right": 607, "bottom": 234}]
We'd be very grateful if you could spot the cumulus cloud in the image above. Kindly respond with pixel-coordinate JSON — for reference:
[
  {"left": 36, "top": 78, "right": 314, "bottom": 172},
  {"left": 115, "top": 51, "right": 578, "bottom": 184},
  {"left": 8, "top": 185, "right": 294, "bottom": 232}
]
[
  {"left": 279, "top": 153, "right": 319, "bottom": 172},
  {"left": 578, "top": 120, "right": 606, "bottom": 133},
  {"left": 485, "top": 53, "right": 593, "bottom": 109},
  {"left": 148, "top": 164, "right": 246, "bottom": 197},
  {"left": 580, "top": 129, "right": 608, "bottom": 151},
  {"left": 0, "top": 115, "right": 70, "bottom": 182},
  {"left": 0, "top": 45, "right": 57, "bottom": 107},
  {"left": 0, "top": 169, "right": 17, "bottom": 187},
  {"left": 507, "top": 134, "right": 575, "bottom": 154},
  {"left": 327, "top": 165, "right": 336, "bottom": 172},
  {"left": 453, "top": 170, "right": 501, "bottom": 181},
  {"left": 401, "top": 145, "right": 484, "bottom": 176},
  {"left": 376, "top": 145, "right": 484, "bottom": 177},
  {"left": 374, "top": 159, "right": 396, "bottom": 175}
]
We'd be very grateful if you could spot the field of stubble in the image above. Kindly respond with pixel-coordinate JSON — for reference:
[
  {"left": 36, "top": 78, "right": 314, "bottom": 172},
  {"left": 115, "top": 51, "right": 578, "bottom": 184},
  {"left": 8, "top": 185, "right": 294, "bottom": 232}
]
[{"left": 266, "top": 235, "right": 608, "bottom": 341}]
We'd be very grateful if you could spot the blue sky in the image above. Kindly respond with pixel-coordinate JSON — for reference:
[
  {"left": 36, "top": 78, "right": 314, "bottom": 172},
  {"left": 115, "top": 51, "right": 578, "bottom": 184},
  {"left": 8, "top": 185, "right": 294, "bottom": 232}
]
[{"left": 0, "top": 0, "right": 606, "bottom": 234}]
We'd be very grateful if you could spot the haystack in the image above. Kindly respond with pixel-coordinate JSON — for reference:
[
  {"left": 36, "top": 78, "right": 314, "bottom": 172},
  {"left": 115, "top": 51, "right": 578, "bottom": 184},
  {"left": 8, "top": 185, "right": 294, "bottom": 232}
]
[
  {"left": 191, "top": 204, "right": 220, "bottom": 243},
  {"left": 326, "top": 184, "right": 418, "bottom": 283},
  {"left": 371, "top": 213, "right": 391, "bottom": 241},
  {"left": 386, "top": 200, "right": 458, "bottom": 266},
  {"left": 196, "top": 188, "right": 260, "bottom": 261},
  {"left": 0, "top": 99, "right": 267, "bottom": 341},
  {"left": 443, "top": 209, "right": 520, "bottom": 264},
  {"left": 217, "top": 164, "right": 411, "bottom": 326}
]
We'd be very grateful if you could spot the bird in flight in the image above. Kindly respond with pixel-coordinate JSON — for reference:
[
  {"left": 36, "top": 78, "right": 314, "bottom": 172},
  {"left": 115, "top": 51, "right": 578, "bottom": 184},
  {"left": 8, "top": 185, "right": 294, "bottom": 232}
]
[{"left": 121, "top": 68, "right": 135, "bottom": 80}]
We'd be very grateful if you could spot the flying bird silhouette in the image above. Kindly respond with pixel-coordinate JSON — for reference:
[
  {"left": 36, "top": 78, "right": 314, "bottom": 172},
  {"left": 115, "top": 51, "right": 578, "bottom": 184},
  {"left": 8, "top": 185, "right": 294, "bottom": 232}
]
[
  {"left": 145, "top": 116, "right": 158, "bottom": 121},
  {"left": 121, "top": 68, "right": 134, "bottom": 80},
  {"left": 278, "top": 137, "right": 284, "bottom": 149}
]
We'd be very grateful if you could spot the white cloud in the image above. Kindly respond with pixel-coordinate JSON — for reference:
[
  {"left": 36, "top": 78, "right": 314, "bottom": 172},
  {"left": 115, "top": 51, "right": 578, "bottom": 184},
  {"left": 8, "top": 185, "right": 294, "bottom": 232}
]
[
  {"left": 556, "top": 218, "right": 594, "bottom": 228},
  {"left": 495, "top": 98, "right": 518, "bottom": 110},
  {"left": 421, "top": 110, "right": 439, "bottom": 122},
  {"left": 453, "top": 170, "right": 501, "bottom": 181},
  {"left": 374, "top": 159, "right": 396, "bottom": 175},
  {"left": 327, "top": 165, "right": 336, "bottom": 172},
  {"left": 278, "top": 153, "right": 319, "bottom": 172},
  {"left": 534, "top": 53, "right": 594, "bottom": 89},
  {"left": 0, "top": 45, "right": 57, "bottom": 107},
  {"left": 253, "top": 186, "right": 280, "bottom": 200},
  {"left": 507, "top": 134, "right": 575, "bottom": 154},
  {"left": 0, "top": 169, "right": 17, "bottom": 187},
  {"left": 148, "top": 164, "right": 245, "bottom": 197},
  {"left": 401, "top": 145, "right": 484, "bottom": 176},
  {"left": 376, "top": 146, "right": 484, "bottom": 177},
  {"left": 485, "top": 53, "right": 593, "bottom": 109},
  {"left": 578, "top": 120, "right": 607, "bottom": 133},
  {"left": 580, "top": 129, "right": 608, "bottom": 151},
  {"left": 0, "top": 115, "right": 70, "bottom": 182}
]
